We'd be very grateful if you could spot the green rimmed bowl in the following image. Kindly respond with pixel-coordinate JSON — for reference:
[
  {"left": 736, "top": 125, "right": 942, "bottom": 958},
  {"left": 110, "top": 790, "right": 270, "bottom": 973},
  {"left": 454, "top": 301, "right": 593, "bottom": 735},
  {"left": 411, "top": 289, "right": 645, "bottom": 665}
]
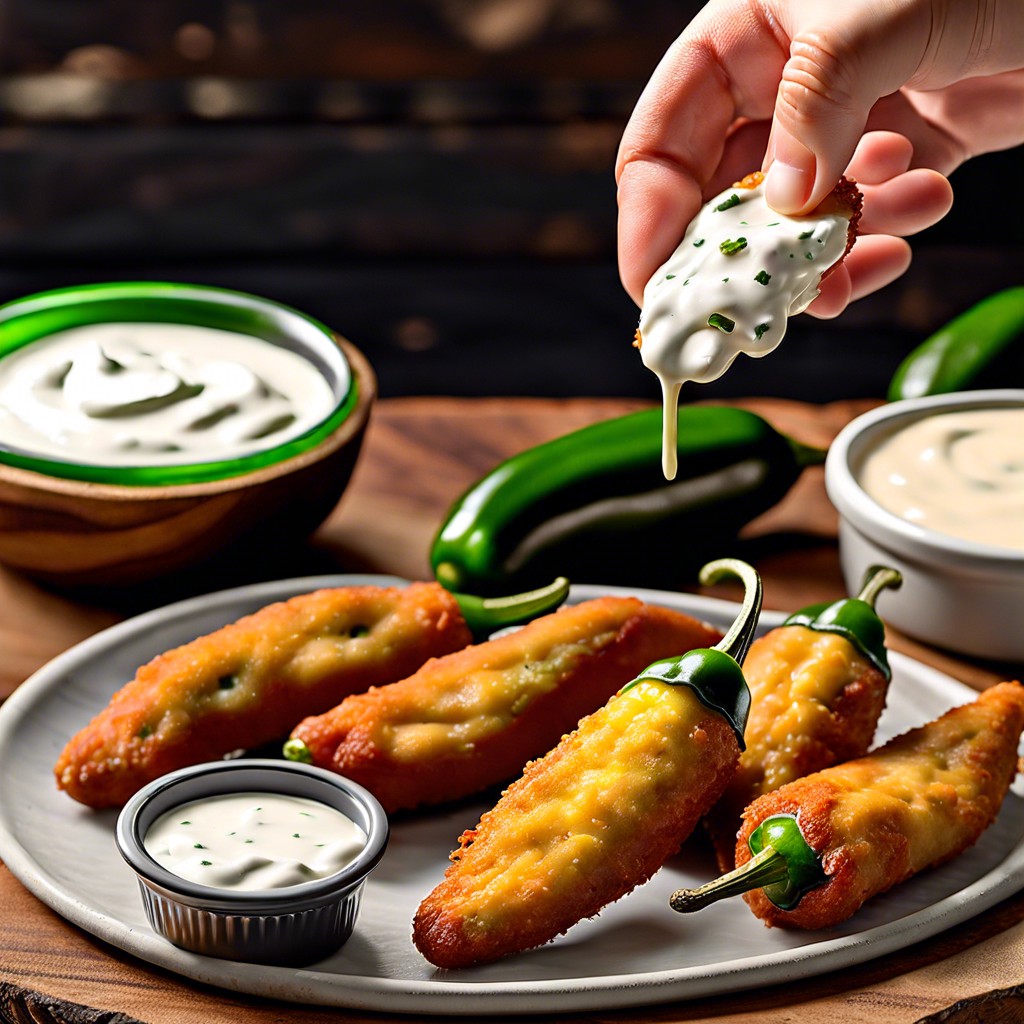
[{"left": 0, "top": 282, "right": 376, "bottom": 585}]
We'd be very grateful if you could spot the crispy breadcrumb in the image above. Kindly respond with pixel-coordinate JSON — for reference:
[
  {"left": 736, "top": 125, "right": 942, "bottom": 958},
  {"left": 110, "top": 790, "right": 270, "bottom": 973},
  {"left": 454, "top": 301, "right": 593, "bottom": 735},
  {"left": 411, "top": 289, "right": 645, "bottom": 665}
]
[
  {"left": 291, "top": 597, "right": 721, "bottom": 813},
  {"left": 55, "top": 582, "right": 472, "bottom": 808}
]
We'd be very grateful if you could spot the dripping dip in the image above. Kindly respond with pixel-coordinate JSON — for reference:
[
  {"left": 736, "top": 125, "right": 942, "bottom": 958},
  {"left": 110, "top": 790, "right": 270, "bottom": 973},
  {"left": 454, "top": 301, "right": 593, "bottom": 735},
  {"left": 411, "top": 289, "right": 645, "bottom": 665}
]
[{"left": 635, "top": 173, "right": 856, "bottom": 478}]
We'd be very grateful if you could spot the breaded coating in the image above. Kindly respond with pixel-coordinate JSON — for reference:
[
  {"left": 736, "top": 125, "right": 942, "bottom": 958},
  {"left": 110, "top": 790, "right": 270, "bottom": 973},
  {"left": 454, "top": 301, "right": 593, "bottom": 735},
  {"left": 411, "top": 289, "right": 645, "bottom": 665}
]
[
  {"left": 413, "top": 678, "right": 740, "bottom": 968},
  {"left": 290, "top": 597, "right": 722, "bottom": 813},
  {"left": 55, "top": 582, "right": 472, "bottom": 808},
  {"left": 737, "top": 681, "right": 1024, "bottom": 929},
  {"left": 705, "top": 625, "right": 888, "bottom": 870}
]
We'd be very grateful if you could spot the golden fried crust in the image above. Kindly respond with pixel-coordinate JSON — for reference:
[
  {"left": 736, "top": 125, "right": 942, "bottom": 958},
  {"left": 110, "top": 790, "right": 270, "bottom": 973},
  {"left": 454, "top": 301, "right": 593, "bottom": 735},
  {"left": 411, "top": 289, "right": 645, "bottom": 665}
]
[
  {"left": 413, "top": 681, "right": 740, "bottom": 968},
  {"left": 705, "top": 625, "right": 888, "bottom": 871},
  {"left": 734, "top": 172, "right": 765, "bottom": 189},
  {"left": 54, "top": 582, "right": 472, "bottom": 808},
  {"left": 736, "top": 681, "right": 1024, "bottom": 929},
  {"left": 290, "top": 597, "right": 722, "bottom": 813},
  {"left": 813, "top": 175, "right": 861, "bottom": 278}
]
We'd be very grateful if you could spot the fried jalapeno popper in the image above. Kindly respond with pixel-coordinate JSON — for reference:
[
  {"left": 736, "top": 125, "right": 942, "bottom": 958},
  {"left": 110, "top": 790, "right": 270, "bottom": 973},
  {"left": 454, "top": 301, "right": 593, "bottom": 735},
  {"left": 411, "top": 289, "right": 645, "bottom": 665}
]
[
  {"left": 704, "top": 566, "right": 902, "bottom": 870},
  {"left": 672, "top": 682, "right": 1024, "bottom": 928},
  {"left": 635, "top": 171, "right": 862, "bottom": 478},
  {"left": 284, "top": 596, "right": 723, "bottom": 813},
  {"left": 413, "top": 559, "right": 762, "bottom": 968},
  {"left": 56, "top": 578, "right": 569, "bottom": 809}
]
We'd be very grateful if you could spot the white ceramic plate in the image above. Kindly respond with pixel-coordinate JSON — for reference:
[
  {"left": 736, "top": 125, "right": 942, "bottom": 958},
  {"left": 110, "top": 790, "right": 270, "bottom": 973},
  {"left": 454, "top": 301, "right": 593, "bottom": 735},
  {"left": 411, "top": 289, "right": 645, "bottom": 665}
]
[{"left": 1, "top": 575, "right": 1022, "bottom": 1015}]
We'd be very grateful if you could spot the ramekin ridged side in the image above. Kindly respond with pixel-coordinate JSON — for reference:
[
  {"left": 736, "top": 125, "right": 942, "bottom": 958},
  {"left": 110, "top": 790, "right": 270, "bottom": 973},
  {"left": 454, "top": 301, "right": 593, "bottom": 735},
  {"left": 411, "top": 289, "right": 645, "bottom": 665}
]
[{"left": 136, "top": 877, "right": 365, "bottom": 964}]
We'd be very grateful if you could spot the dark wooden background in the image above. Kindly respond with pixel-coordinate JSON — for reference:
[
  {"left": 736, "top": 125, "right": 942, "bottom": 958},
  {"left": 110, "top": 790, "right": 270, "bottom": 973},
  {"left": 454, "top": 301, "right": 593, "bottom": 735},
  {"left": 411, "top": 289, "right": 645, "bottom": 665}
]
[{"left": 1, "top": 0, "right": 1022, "bottom": 402}]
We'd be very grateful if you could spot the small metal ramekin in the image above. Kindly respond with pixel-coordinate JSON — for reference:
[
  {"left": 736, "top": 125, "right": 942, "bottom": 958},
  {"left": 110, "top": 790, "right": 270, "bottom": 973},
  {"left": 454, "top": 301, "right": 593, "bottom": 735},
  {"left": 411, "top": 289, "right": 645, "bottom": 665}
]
[{"left": 115, "top": 759, "right": 388, "bottom": 966}]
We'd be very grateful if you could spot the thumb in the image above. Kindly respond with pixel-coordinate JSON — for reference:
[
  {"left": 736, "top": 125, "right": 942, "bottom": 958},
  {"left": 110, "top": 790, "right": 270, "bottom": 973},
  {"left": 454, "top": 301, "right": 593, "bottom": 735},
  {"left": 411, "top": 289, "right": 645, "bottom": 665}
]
[{"left": 763, "top": 5, "right": 931, "bottom": 214}]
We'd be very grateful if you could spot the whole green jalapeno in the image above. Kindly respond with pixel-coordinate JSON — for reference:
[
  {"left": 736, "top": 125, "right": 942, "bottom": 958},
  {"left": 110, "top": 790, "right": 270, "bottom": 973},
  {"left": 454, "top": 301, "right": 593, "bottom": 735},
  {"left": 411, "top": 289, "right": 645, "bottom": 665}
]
[
  {"left": 888, "top": 286, "right": 1024, "bottom": 401},
  {"left": 432, "top": 405, "right": 823, "bottom": 595}
]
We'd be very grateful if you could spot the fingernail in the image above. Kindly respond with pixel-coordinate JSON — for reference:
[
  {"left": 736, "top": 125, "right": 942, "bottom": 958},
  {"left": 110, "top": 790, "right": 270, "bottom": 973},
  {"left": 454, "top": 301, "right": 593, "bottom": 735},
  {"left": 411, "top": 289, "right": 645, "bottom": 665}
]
[{"left": 764, "top": 132, "right": 815, "bottom": 213}]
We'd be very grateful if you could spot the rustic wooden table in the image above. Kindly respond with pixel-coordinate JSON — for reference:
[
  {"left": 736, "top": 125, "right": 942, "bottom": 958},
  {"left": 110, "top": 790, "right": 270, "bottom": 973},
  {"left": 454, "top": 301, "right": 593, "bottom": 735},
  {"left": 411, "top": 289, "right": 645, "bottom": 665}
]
[{"left": 1, "top": 396, "right": 1022, "bottom": 1024}]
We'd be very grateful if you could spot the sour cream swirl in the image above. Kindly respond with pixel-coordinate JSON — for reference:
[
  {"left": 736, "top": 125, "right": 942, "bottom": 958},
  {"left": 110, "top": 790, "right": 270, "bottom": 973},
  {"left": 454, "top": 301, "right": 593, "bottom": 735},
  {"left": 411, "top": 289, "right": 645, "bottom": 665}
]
[
  {"left": 0, "top": 322, "right": 336, "bottom": 466},
  {"left": 858, "top": 407, "right": 1024, "bottom": 552},
  {"left": 144, "top": 791, "right": 366, "bottom": 891}
]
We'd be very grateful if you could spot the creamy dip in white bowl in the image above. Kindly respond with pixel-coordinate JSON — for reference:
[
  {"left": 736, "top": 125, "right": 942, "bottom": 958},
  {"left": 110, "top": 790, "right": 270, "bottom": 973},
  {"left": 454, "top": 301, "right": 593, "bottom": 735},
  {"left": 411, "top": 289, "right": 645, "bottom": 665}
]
[{"left": 826, "top": 390, "right": 1024, "bottom": 662}]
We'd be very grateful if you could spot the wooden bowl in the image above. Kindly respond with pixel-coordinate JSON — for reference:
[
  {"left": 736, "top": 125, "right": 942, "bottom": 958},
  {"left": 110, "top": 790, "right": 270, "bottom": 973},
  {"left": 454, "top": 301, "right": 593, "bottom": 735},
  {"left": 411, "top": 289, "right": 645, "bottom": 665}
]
[{"left": 0, "top": 286, "right": 376, "bottom": 586}]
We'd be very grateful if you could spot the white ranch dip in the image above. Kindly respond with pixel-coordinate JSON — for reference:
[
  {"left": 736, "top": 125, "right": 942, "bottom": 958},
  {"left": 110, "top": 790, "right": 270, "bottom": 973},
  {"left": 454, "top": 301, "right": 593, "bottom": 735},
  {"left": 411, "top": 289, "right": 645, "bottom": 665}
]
[
  {"left": 144, "top": 791, "right": 366, "bottom": 891},
  {"left": 637, "top": 176, "right": 852, "bottom": 478},
  {"left": 858, "top": 407, "right": 1024, "bottom": 552},
  {"left": 0, "top": 322, "right": 336, "bottom": 466}
]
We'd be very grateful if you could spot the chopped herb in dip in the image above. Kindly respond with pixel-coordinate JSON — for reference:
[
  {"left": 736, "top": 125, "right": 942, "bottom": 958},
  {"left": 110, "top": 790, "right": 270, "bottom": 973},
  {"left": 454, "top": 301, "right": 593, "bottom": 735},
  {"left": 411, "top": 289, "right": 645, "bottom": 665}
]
[{"left": 719, "top": 237, "right": 748, "bottom": 256}]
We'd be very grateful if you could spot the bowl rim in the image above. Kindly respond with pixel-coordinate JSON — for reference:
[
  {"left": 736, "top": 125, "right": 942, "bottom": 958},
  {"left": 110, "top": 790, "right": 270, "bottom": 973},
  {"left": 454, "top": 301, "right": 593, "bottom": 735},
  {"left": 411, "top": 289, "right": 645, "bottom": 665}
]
[
  {"left": 115, "top": 758, "right": 390, "bottom": 914},
  {"left": 0, "top": 281, "right": 366, "bottom": 487},
  {"left": 825, "top": 389, "right": 1024, "bottom": 570}
]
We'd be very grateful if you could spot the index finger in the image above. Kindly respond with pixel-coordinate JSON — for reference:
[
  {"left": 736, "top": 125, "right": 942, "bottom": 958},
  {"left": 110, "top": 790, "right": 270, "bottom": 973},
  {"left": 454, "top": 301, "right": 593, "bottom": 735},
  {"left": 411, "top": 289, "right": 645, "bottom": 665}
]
[{"left": 616, "top": 2, "right": 786, "bottom": 304}]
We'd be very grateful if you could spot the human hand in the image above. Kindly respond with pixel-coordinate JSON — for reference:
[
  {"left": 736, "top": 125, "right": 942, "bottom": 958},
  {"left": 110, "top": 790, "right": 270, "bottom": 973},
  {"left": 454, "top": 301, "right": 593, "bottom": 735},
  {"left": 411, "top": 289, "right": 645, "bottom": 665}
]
[{"left": 616, "top": 0, "right": 1024, "bottom": 316}]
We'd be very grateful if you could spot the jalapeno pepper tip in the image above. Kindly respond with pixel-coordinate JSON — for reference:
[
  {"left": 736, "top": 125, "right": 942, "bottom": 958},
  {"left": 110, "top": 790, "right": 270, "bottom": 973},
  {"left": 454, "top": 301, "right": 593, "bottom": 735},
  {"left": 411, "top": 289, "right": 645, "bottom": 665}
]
[
  {"left": 282, "top": 738, "right": 313, "bottom": 764},
  {"left": 433, "top": 561, "right": 463, "bottom": 591}
]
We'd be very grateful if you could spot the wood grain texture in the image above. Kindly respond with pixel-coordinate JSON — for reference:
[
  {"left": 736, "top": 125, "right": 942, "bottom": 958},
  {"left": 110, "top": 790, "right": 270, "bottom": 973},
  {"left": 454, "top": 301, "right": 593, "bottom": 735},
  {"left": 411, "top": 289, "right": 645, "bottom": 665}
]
[
  {"left": 0, "top": 396, "right": 1019, "bottom": 1024},
  {"left": 913, "top": 983, "right": 1024, "bottom": 1023},
  {"left": 0, "top": 981, "right": 145, "bottom": 1024}
]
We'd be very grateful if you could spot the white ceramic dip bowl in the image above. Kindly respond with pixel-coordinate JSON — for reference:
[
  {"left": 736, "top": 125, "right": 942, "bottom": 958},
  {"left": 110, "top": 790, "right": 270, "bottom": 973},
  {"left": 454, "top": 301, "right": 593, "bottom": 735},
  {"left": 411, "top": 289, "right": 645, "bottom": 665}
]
[{"left": 825, "top": 390, "right": 1024, "bottom": 662}]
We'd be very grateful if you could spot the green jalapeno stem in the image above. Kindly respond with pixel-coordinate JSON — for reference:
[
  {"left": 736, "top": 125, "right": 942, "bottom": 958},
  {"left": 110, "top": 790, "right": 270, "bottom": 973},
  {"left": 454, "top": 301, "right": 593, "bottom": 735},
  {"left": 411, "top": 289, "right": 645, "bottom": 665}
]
[
  {"left": 699, "top": 558, "right": 763, "bottom": 668},
  {"left": 450, "top": 576, "right": 571, "bottom": 636},
  {"left": 782, "top": 565, "right": 901, "bottom": 680},
  {"left": 670, "top": 845, "right": 789, "bottom": 913},
  {"left": 852, "top": 564, "right": 902, "bottom": 608},
  {"left": 670, "top": 813, "right": 826, "bottom": 913},
  {"left": 621, "top": 558, "right": 762, "bottom": 747}
]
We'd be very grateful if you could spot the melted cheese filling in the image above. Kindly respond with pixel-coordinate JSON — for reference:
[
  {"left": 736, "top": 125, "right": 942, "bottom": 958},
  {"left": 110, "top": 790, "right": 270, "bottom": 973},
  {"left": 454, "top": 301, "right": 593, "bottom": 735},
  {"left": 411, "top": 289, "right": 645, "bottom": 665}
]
[
  {"left": 384, "top": 631, "right": 617, "bottom": 761},
  {"left": 738, "top": 627, "right": 871, "bottom": 796},
  {"left": 451, "top": 680, "right": 712, "bottom": 929}
]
